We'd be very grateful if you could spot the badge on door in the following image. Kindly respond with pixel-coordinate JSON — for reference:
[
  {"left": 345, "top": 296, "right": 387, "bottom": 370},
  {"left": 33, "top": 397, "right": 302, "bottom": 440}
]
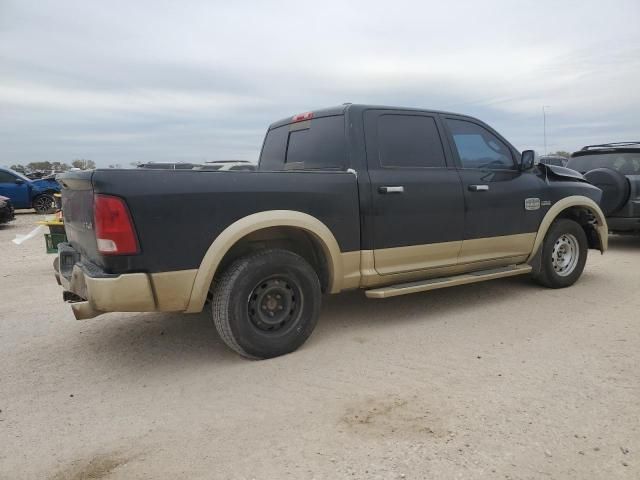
[{"left": 524, "top": 198, "right": 541, "bottom": 211}]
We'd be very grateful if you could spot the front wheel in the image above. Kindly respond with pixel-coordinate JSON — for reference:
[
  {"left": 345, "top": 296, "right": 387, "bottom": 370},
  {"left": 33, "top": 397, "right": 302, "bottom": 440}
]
[
  {"left": 211, "top": 249, "right": 321, "bottom": 359},
  {"left": 533, "top": 218, "right": 588, "bottom": 288},
  {"left": 33, "top": 194, "right": 56, "bottom": 214}
]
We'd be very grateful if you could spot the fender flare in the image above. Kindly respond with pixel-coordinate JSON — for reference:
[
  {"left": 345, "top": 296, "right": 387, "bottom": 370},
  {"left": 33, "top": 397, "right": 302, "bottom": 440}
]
[
  {"left": 185, "top": 210, "right": 344, "bottom": 313},
  {"left": 527, "top": 195, "right": 608, "bottom": 263}
]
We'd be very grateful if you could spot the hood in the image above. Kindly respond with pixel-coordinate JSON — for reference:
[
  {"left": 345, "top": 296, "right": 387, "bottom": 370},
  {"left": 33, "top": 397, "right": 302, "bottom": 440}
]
[
  {"left": 539, "top": 163, "right": 588, "bottom": 182},
  {"left": 31, "top": 177, "right": 61, "bottom": 192}
]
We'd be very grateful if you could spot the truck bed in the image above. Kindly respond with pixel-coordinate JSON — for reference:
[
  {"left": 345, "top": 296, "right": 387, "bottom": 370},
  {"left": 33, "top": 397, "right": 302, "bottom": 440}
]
[{"left": 58, "top": 169, "right": 360, "bottom": 275}]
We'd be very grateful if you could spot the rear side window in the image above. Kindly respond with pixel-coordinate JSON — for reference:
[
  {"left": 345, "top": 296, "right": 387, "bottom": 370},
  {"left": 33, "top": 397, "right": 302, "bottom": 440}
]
[
  {"left": 567, "top": 153, "right": 640, "bottom": 175},
  {"left": 259, "top": 125, "right": 288, "bottom": 170},
  {"left": 259, "top": 115, "right": 346, "bottom": 170},
  {"left": 446, "top": 119, "right": 514, "bottom": 170},
  {"left": 377, "top": 114, "right": 446, "bottom": 168}
]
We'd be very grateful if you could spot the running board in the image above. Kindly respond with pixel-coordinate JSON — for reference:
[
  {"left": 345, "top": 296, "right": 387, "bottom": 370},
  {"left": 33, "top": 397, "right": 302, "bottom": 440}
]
[{"left": 365, "top": 264, "right": 532, "bottom": 299}]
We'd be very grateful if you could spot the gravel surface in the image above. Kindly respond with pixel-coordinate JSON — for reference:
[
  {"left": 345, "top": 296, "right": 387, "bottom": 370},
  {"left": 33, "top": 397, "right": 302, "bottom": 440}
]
[{"left": 1, "top": 212, "right": 639, "bottom": 479}]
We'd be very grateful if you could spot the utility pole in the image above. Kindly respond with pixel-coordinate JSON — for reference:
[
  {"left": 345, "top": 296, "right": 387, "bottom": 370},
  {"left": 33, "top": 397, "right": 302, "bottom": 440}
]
[{"left": 542, "top": 105, "right": 550, "bottom": 155}]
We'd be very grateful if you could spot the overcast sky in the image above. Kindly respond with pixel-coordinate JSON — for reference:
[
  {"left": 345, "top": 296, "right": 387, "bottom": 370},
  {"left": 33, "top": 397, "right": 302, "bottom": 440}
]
[{"left": 1, "top": 0, "right": 639, "bottom": 167}]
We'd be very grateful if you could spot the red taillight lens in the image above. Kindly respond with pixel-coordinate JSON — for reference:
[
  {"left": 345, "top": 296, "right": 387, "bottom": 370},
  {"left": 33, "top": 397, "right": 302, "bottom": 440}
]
[{"left": 94, "top": 194, "right": 139, "bottom": 255}]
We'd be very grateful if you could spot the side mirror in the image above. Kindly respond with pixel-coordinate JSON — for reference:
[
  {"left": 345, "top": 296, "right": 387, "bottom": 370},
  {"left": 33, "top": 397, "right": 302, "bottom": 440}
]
[
  {"left": 14, "top": 178, "right": 25, "bottom": 185},
  {"left": 520, "top": 150, "right": 538, "bottom": 171}
]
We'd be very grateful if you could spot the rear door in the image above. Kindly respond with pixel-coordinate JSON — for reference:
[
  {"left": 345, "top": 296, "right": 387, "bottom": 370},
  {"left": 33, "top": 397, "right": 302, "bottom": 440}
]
[
  {"left": 364, "top": 110, "right": 464, "bottom": 275},
  {"left": 442, "top": 116, "right": 543, "bottom": 264},
  {"left": 0, "top": 171, "right": 30, "bottom": 208}
]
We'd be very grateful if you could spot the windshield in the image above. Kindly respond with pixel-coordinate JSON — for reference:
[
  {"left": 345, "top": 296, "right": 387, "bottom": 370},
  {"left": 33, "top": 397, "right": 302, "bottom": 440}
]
[
  {"left": 8, "top": 169, "right": 30, "bottom": 181},
  {"left": 567, "top": 152, "right": 640, "bottom": 175}
]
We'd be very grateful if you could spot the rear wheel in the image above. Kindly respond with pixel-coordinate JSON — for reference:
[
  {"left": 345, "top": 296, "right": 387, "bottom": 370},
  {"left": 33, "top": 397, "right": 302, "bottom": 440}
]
[
  {"left": 533, "top": 219, "right": 588, "bottom": 288},
  {"left": 33, "top": 194, "right": 56, "bottom": 214},
  {"left": 211, "top": 249, "right": 321, "bottom": 359}
]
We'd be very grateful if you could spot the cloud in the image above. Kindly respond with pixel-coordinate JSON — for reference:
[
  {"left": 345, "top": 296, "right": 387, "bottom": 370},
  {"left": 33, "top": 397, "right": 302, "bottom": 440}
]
[{"left": 1, "top": 0, "right": 639, "bottom": 166}]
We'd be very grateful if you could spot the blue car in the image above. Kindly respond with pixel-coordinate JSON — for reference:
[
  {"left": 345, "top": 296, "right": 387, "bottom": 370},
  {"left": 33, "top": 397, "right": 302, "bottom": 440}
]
[{"left": 0, "top": 167, "right": 61, "bottom": 214}]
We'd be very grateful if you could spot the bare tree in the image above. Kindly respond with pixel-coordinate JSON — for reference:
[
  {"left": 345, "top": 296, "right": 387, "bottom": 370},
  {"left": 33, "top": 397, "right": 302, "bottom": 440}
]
[{"left": 71, "top": 159, "right": 96, "bottom": 170}]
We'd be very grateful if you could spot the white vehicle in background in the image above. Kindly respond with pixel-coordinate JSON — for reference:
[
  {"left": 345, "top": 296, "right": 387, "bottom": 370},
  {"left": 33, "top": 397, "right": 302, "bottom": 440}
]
[
  {"left": 197, "top": 160, "right": 256, "bottom": 171},
  {"left": 137, "top": 160, "right": 256, "bottom": 171}
]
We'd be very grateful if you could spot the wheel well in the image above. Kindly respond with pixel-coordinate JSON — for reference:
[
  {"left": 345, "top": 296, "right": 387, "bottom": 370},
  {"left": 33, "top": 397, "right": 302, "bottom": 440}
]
[
  {"left": 556, "top": 206, "right": 602, "bottom": 250},
  {"left": 214, "top": 226, "right": 330, "bottom": 292},
  {"left": 32, "top": 190, "right": 56, "bottom": 201}
]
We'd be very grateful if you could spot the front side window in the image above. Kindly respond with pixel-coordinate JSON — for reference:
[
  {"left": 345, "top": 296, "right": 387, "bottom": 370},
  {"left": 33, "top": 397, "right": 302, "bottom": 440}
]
[
  {"left": 377, "top": 114, "right": 446, "bottom": 168},
  {"left": 446, "top": 119, "right": 514, "bottom": 170}
]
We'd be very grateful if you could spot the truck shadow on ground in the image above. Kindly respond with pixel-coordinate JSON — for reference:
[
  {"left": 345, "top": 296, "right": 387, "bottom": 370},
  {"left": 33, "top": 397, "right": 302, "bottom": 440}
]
[
  {"left": 80, "top": 275, "right": 536, "bottom": 369},
  {"left": 315, "top": 276, "right": 534, "bottom": 343},
  {"left": 608, "top": 234, "right": 640, "bottom": 251}
]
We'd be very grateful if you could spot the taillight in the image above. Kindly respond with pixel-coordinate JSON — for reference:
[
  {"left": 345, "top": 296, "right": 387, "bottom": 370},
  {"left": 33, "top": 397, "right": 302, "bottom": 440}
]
[{"left": 94, "top": 194, "right": 139, "bottom": 255}]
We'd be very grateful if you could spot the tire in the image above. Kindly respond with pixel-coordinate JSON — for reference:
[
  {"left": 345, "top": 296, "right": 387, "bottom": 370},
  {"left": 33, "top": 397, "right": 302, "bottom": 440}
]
[
  {"left": 533, "top": 219, "right": 588, "bottom": 289},
  {"left": 584, "top": 168, "right": 630, "bottom": 215},
  {"left": 211, "top": 249, "right": 321, "bottom": 359},
  {"left": 33, "top": 194, "right": 56, "bottom": 214}
]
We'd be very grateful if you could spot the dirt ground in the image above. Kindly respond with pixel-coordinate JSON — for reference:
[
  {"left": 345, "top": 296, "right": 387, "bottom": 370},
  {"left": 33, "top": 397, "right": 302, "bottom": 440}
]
[{"left": 0, "top": 212, "right": 638, "bottom": 480}]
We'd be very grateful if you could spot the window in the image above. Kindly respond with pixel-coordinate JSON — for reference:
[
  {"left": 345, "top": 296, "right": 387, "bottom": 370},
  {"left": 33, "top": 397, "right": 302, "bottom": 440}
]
[
  {"left": 567, "top": 153, "right": 640, "bottom": 175},
  {"left": 377, "top": 115, "right": 446, "bottom": 168},
  {"left": 446, "top": 119, "right": 514, "bottom": 170},
  {"left": 285, "top": 116, "right": 346, "bottom": 170},
  {"left": 0, "top": 171, "right": 17, "bottom": 183},
  {"left": 259, "top": 116, "right": 347, "bottom": 171},
  {"left": 259, "top": 125, "right": 288, "bottom": 170}
]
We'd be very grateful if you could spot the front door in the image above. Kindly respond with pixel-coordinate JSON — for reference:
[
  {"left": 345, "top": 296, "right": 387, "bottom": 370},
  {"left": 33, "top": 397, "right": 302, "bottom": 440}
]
[
  {"left": 442, "top": 116, "right": 544, "bottom": 264},
  {"left": 0, "top": 171, "right": 30, "bottom": 208},
  {"left": 364, "top": 110, "right": 465, "bottom": 275}
]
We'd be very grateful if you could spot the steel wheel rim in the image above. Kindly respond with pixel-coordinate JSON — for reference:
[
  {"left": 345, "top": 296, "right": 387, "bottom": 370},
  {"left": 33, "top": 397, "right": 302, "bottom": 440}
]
[
  {"left": 247, "top": 276, "right": 302, "bottom": 334},
  {"left": 552, "top": 233, "right": 579, "bottom": 277}
]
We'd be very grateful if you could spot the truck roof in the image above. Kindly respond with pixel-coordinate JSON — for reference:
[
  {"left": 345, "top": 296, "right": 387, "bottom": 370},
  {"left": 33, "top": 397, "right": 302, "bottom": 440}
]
[{"left": 268, "top": 104, "right": 468, "bottom": 130}]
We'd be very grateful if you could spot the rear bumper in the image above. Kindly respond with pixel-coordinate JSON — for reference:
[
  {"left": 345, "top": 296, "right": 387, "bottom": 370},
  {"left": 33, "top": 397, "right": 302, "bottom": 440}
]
[
  {"left": 54, "top": 243, "right": 196, "bottom": 320},
  {"left": 607, "top": 216, "right": 640, "bottom": 232}
]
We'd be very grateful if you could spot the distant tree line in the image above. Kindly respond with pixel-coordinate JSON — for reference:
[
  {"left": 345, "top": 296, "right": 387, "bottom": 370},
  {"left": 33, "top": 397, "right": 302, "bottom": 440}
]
[{"left": 10, "top": 159, "right": 96, "bottom": 173}]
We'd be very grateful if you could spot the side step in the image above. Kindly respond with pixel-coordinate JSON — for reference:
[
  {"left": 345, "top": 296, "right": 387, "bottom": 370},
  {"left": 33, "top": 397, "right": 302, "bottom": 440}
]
[{"left": 365, "top": 264, "right": 532, "bottom": 299}]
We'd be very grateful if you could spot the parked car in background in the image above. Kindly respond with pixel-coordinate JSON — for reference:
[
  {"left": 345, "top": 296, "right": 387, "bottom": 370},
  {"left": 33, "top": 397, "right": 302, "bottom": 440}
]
[
  {"left": 0, "top": 167, "right": 60, "bottom": 214},
  {"left": 196, "top": 160, "right": 256, "bottom": 171},
  {"left": 25, "top": 170, "right": 67, "bottom": 180},
  {"left": 567, "top": 142, "right": 640, "bottom": 234},
  {"left": 137, "top": 162, "right": 203, "bottom": 170},
  {"left": 0, "top": 195, "right": 15, "bottom": 224},
  {"left": 55, "top": 104, "right": 607, "bottom": 360},
  {"left": 539, "top": 155, "right": 568, "bottom": 167}
]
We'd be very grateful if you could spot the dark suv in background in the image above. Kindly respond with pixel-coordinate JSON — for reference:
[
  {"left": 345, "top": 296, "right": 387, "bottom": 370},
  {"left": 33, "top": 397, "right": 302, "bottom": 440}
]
[{"left": 567, "top": 142, "right": 640, "bottom": 234}]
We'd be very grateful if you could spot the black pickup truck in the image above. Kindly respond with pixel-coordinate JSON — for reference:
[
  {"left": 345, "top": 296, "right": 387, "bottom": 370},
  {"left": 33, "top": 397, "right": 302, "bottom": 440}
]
[{"left": 55, "top": 104, "right": 608, "bottom": 359}]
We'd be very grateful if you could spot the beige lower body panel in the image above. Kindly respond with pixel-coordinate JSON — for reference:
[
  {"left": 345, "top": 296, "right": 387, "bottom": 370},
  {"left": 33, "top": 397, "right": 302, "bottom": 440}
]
[
  {"left": 458, "top": 232, "right": 536, "bottom": 264},
  {"left": 373, "top": 240, "right": 462, "bottom": 275},
  {"left": 358, "top": 251, "right": 530, "bottom": 290},
  {"left": 59, "top": 265, "right": 197, "bottom": 320},
  {"left": 61, "top": 233, "right": 538, "bottom": 319}
]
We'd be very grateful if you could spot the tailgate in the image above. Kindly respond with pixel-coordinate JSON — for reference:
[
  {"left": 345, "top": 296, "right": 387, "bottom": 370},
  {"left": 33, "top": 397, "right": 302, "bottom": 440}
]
[{"left": 58, "top": 171, "right": 100, "bottom": 262}]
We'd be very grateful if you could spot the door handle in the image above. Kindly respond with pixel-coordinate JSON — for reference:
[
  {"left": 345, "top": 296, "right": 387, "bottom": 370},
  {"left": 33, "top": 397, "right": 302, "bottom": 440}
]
[
  {"left": 469, "top": 184, "right": 489, "bottom": 192},
  {"left": 379, "top": 186, "right": 404, "bottom": 194}
]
